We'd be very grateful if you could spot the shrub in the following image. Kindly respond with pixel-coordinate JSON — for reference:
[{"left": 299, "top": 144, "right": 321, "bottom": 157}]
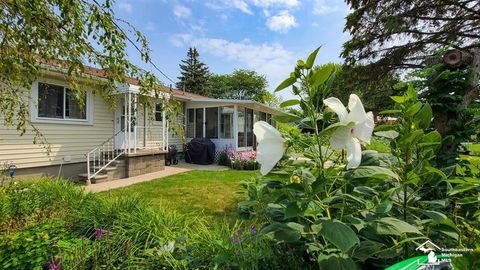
[{"left": 217, "top": 150, "right": 231, "bottom": 166}]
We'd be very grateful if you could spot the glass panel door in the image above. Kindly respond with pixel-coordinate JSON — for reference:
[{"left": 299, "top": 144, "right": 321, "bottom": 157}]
[
  {"left": 206, "top": 107, "right": 219, "bottom": 138},
  {"left": 237, "top": 107, "right": 245, "bottom": 147},
  {"left": 195, "top": 108, "right": 204, "bottom": 138},
  {"left": 246, "top": 108, "right": 254, "bottom": 147}
]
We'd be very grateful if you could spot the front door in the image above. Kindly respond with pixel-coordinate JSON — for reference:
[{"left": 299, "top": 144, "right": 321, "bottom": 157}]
[{"left": 114, "top": 98, "right": 136, "bottom": 150}]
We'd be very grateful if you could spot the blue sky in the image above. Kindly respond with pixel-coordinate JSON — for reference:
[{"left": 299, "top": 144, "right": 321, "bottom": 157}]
[{"left": 114, "top": 0, "right": 350, "bottom": 99}]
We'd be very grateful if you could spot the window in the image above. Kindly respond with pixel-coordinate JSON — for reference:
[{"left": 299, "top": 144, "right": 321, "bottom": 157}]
[
  {"left": 38, "top": 82, "right": 86, "bottom": 120},
  {"left": 266, "top": 113, "right": 272, "bottom": 125},
  {"left": 195, "top": 108, "right": 203, "bottom": 138},
  {"left": 260, "top": 112, "right": 267, "bottom": 121},
  {"left": 187, "top": 109, "right": 195, "bottom": 138},
  {"left": 220, "top": 106, "right": 234, "bottom": 139},
  {"left": 237, "top": 107, "right": 245, "bottom": 147},
  {"left": 206, "top": 107, "right": 218, "bottom": 139},
  {"left": 155, "top": 103, "right": 163, "bottom": 122},
  {"left": 246, "top": 108, "right": 254, "bottom": 147}
]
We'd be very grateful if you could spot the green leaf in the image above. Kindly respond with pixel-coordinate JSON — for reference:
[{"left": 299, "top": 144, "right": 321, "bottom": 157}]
[
  {"left": 318, "top": 253, "right": 357, "bottom": 270},
  {"left": 272, "top": 112, "right": 302, "bottom": 123},
  {"left": 360, "top": 150, "right": 381, "bottom": 166},
  {"left": 414, "top": 103, "right": 433, "bottom": 129},
  {"left": 375, "top": 200, "right": 392, "bottom": 213},
  {"left": 353, "top": 241, "right": 385, "bottom": 262},
  {"left": 318, "top": 220, "right": 360, "bottom": 253},
  {"left": 284, "top": 202, "right": 303, "bottom": 218},
  {"left": 405, "top": 102, "right": 422, "bottom": 117},
  {"left": 424, "top": 210, "right": 447, "bottom": 223},
  {"left": 275, "top": 76, "right": 296, "bottom": 92},
  {"left": 390, "top": 96, "right": 406, "bottom": 103},
  {"left": 406, "top": 84, "right": 418, "bottom": 100},
  {"left": 261, "top": 223, "right": 303, "bottom": 242},
  {"left": 274, "top": 226, "right": 301, "bottom": 242},
  {"left": 425, "top": 166, "right": 447, "bottom": 180},
  {"left": 280, "top": 99, "right": 300, "bottom": 108},
  {"left": 375, "top": 130, "right": 399, "bottom": 139},
  {"left": 310, "top": 63, "right": 334, "bottom": 88},
  {"left": 346, "top": 166, "right": 399, "bottom": 180},
  {"left": 398, "top": 130, "right": 424, "bottom": 147},
  {"left": 305, "top": 47, "right": 321, "bottom": 69},
  {"left": 320, "top": 121, "right": 355, "bottom": 136},
  {"left": 374, "top": 217, "right": 422, "bottom": 236}
]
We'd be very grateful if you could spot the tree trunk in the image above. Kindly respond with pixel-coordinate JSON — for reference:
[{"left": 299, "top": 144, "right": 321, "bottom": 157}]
[{"left": 462, "top": 48, "right": 480, "bottom": 107}]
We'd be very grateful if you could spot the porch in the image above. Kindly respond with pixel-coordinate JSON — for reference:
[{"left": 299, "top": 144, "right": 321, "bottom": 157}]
[{"left": 82, "top": 90, "right": 173, "bottom": 184}]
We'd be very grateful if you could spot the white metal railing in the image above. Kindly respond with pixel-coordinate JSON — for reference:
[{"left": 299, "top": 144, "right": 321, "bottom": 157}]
[{"left": 86, "top": 130, "right": 125, "bottom": 184}]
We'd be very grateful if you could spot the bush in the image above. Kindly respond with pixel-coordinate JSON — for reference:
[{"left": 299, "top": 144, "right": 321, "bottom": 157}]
[{"left": 217, "top": 150, "right": 231, "bottom": 166}]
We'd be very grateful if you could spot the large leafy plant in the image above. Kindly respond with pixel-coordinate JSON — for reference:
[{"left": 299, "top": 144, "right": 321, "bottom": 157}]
[{"left": 238, "top": 48, "right": 463, "bottom": 269}]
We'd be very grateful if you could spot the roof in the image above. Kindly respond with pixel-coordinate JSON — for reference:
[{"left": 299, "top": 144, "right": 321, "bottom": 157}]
[
  {"left": 39, "top": 59, "right": 207, "bottom": 100},
  {"left": 39, "top": 60, "right": 277, "bottom": 111},
  {"left": 183, "top": 98, "right": 280, "bottom": 114}
]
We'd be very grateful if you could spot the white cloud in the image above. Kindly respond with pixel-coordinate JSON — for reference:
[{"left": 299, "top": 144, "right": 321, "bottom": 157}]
[
  {"left": 251, "top": 0, "right": 300, "bottom": 8},
  {"left": 205, "top": 0, "right": 300, "bottom": 14},
  {"left": 312, "top": 0, "right": 345, "bottom": 15},
  {"left": 231, "top": 0, "right": 253, "bottom": 14},
  {"left": 266, "top": 10, "right": 298, "bottom": 33},
  {"left": 118, "top": 1, "right": 133, "bottom": 13},
  {"left": 170, "top": 35, "right": 295, "bottom": 90},
  {"left": 173, "top": 5, "right": 192, "bottom": 19}
]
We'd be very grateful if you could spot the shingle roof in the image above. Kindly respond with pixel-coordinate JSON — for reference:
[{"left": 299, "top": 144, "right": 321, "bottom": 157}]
[{"left": 39, "top": 59, "right": 207, "bottom": 99}]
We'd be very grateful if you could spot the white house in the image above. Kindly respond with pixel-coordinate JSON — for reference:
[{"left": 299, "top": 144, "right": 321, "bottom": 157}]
[{"left": 0, "top": 64, "right": 278, "bottom": 183}]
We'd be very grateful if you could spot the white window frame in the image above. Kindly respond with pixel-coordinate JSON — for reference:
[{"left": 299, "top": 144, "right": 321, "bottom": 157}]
[
  {"left": 31, "top": 80, "right": 94, "bottom": 125},
  {"left": 154, "top": 103, "right": 163, "bottom": 122}
]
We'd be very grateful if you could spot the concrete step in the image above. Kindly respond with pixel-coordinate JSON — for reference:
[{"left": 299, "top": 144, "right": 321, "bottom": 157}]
[
  {"left": 79, "top": 163, "right": 126, "bottom": 184},
  {"left": 78, "top": 173, "right": 109, "bottom": 184}
]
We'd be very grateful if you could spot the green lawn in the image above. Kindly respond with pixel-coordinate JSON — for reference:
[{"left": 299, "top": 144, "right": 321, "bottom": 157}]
[{"left": 101, "top": 170, "right": 257, "bottom": 222}]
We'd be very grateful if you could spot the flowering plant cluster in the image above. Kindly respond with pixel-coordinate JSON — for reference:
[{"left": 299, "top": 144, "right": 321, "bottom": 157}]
[{"left": 218, "top": 147, "right": 259, "bottom": 171}]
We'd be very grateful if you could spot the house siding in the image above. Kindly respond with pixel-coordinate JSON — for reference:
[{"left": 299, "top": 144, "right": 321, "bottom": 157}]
[{"left": 0, "top": 91, "right": 114, "bottom": 169}]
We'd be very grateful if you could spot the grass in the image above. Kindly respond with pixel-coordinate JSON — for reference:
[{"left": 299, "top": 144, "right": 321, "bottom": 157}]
[{"left": 101, "top": 170, "right": 257, "bottom": 222}]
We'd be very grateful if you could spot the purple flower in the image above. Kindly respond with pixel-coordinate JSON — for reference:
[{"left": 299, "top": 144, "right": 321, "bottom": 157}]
[
  {"left": 47, "top": 256, "right": 62, "bottom": 270},
  {"left": 231, "top": 235, "right": 242, "bottom": 244},
  {"left": 250, "top": 225, "right": 257, "bottom": 234},
  {"left": 95, "top": 228, "right": 103, "bottom": 240},
  {"left": 236, "top": 229, "right": 243, "bottom": 236}
]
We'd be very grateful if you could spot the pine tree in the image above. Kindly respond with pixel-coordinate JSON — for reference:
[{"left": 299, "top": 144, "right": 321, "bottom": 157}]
[{"left": 176, "top": 47, "right": 210, "bottom": 96}]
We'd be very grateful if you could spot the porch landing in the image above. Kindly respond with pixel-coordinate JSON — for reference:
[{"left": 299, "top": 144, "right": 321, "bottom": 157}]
[{"left": 84, "top": 161, "right": 230, "bottom": 193}]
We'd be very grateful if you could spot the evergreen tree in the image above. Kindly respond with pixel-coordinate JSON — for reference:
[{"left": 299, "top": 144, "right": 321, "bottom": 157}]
[{"left": 176, "top": 47, "right": 210, "bottom": 96}]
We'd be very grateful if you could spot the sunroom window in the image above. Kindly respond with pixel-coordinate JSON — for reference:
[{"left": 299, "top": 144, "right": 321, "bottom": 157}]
[
  {"left": 220, "top": 106, "right": 234, "bottom": 139},
  {"left": 38, "top": 82, "right": 86, "bottom": 120}
]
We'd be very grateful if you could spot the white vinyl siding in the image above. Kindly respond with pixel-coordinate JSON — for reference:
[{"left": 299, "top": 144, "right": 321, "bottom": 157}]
[{"left": 0, "top": 91, "right": 113, "bottom": 168}]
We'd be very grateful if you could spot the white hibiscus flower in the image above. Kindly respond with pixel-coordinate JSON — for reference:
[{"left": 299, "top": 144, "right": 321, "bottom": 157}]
[
  {"left": 323, "top": 94, "right": 374, "bottom": 169},
  {"left": 253, "top": 121, "right": 285, "bottom": 175}
]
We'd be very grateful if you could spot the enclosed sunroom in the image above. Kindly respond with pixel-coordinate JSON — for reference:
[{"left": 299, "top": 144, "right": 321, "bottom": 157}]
[{"left": 183, "top": 99, "right": 278, "bottom": 153}]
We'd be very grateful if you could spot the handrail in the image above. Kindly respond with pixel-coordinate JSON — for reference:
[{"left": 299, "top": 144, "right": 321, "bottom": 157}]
[
  {"left": 87, "top": 129, "right": 124, "bottom": 156},
  {"left": 86, "top": 130, "right": 125, "bottom": 184}
]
